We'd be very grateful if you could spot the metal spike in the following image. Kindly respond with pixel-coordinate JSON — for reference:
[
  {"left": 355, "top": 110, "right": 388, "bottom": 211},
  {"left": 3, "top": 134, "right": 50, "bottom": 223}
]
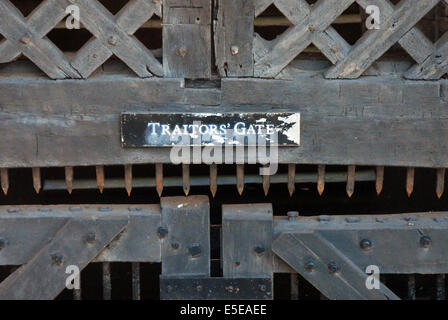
[
  {"left": 288, "top": 164, "right": 295, "bottom": 197},
  {"left": 32, "top": 167, "right": 41, "bottom": 194},
  {"left": 236, "top": 164, "right": 244, "bottom": 195},
  {"left": 182, "top": 164, "right": 190, "bottom": 196},
  {"left": 96, "top": 165, "right": 105, "bottom": 194},
  {"left": 406, "top": 167, "right": 415, "bottom": 197},
  {"left": 155, "top": 163, "right": 163, "bottom": 197},
  {"left": 210, "top": 164, "right": 217, "bottom": 198},
  {"left": 124, "top": 164, "right": 132, "bottom": 196},
  {"left": 317, "top": 165, "right": 325, "bottom": 196},
  {"left": 65, "top": 167, "right": 74, "bottom": 194},
  {"left": 436, "top": 168, "right": 445, "bottom": 199},
  {"left": 346, "top": 165, "right": 356, "bottom": 198},
  {"left": 376, "top": 166, "right": 384, "bottom": 196},
  {"left": 1, "top": 168, "right": 9, "bottom": 195},
  {"left": 262, "top": 166, "right": 270, "bottom": 196}
]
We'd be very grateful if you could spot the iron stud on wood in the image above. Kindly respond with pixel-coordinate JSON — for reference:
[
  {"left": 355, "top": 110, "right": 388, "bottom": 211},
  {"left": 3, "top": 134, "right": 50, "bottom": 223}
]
[{"left": 0, "top": 168, "right": 9, "bottom": 195}]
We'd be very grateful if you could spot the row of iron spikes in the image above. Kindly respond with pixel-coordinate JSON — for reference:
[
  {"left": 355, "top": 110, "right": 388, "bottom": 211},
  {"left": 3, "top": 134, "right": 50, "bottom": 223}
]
[{"left": 0, "top": 165, "right": 446, "bottom": 198}]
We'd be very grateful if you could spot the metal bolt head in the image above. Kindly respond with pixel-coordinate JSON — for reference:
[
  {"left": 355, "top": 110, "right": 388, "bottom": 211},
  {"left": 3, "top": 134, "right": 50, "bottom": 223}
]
[
  {"left": 157, "top": 226, "right": 168, "bottom": 239},
  {"left": 259, "top": 284, "right": 266, "bottom": 292},
  {"left": 254, "top": 246, "right": 266, "bottom": 256},
  {"left": 360, "top": 239, "right": 372, "bottom": 251},
  {"left": 50, "top": 253, "right": 64, "bottom": 266},
  {"left": 318, "top": 215, "right": 331, "bottom": 222},
  {"left": 225, "top": 286, "right": 234, "bottom": 293},
  {"left": 108, "top": 35, "right": 118, "bottom": 46},
  {"left": 230, "top": 45, "right": 239, "bottom": 55},
  {"left": 328, "top": 261, "right": 339, "bottom": 274},
  {"left": 86, "top": 231, "right": 96, "bottom": 244},
  {"left": 304, "top": 260, "right": 315, "bottom": 272},
  {"left": 0, "top": 238, "right": 5, "bottom": 250},
  {"left": 20, "top": 35, "right": 31, "bottom": 45},
  {"left": 188, "top": 243, "right": 202, "bottom": 258},
  {"left": 308, "top": 25, "right": 316, "bottom": 32},
  {"left": 287, "top": 211, "right": 299, "bottom": 221},
  {"left": 177, "top": 46, "right": 187, "bottom": 57},
  {"left": 171, "top": 242, "right": 179, "bottom": 250},
  {"left": 196, "top": 285, "right": 203, "bottom": 292},
  {"left": 420, "top": 236, "right": 432, "bottom": 248}
]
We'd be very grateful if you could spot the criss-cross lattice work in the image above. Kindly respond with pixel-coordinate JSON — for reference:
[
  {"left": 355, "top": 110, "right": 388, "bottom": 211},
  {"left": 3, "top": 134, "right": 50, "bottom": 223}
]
[
  {"left": 0, "top": 0, "right": 162, "bottom": 79},
  {"left": 254, "top": 0, "right": 448, "bottom": 80}
]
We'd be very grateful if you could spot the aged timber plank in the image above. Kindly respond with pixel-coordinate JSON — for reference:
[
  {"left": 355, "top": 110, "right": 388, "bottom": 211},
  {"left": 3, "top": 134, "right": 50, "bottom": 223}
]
[
  {"left": 163, "top": 0, "right": 212, "bottom": 78},
  {"left": 0, "top": 217, "right": 128, "bottom": 300},
  {"left": 222, "top": 204, "right": 273, "bottom": 278},
  {"left": 0, "top": 73, "right": 447, "bottom": 167},
  {"left": 160, "top": 196, "right": 210, "bottom": 277},
  {"left": 215, "top": 0, "right": 254, "bottom": 77}
]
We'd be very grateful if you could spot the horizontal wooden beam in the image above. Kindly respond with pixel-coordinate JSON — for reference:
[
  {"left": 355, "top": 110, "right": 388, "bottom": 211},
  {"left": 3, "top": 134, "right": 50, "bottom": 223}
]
[{"left": 0, "top": 62, "right": 447, "bottom": 168}]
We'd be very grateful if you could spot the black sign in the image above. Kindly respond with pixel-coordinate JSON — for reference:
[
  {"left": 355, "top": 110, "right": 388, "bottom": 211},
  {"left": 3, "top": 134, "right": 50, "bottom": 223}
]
[{"left": 121, "top": 112, "right": 301, "bottom": 147}]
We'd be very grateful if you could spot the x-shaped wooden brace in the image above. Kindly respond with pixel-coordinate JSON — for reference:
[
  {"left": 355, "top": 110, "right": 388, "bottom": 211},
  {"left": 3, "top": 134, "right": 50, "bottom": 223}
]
[
  {"left": 404, "top": 0, "right": 448, "bottom": 79},
  {"left": 0, "top": 0, "right": 81, "bottom": 79},
  {"left": 326, "top": 0, "right": 440, "bottom": 79},
  {"left": 254, "top": 0, "right": 356, "bottom": 78},
  {"left": 70, "top": 0, "right": 163, "bottom": 78}
]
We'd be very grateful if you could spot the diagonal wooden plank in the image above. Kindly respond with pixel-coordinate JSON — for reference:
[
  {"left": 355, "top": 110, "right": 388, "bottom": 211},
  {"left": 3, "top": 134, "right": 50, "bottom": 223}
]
[
  {"left": 70, "top": 0, "right": 162, "bottom": 78},
  {"left": 356, "top": 0, "right": 435, "bottom": 66},
  {"left": 255, "top": 0, "right": 274, "bottom": 17},
  {"left": 0, "top": 217, "right": 128, "bottom": 300},
  {"left": 405, "top": 30, "right": 448, "bottom": 79},
  {"left": 273, "top": 232, "right": 399, "bottom": 300},
  {"left": 254, "top": 0, "right": 355, "bottom": 77},
  {"left": 326, "top": 0, "right": 439, "bottom": 79}
]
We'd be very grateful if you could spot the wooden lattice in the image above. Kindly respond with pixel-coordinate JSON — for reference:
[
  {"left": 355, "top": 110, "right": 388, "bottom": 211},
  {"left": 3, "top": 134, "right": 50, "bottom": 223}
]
[
  {"left": 0, "top": 0, "right": 163, "bottom": 79},
  {"left": 253, "top": 0, "right": 448, "bottom": 79}
]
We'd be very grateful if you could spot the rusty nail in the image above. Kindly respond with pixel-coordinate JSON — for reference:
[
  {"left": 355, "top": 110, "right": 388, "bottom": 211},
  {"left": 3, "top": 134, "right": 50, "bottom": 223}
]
[
  {"left": 308, "top": 25, "right": 315, "bottom": 32},
  {"left": 51, "top": 253, "right": 64, "bottom": 266},
  {"left": 20, "top": 35, "right": 31, "bottom": 45},
  {"left": 259, "top": 285, "right": 266, "bottom": 292},
  {"left": 231, "top": 45, "right": 239, "bottom": 55},
  {"left": 420, "top": 236, "right": 432, "bottom": 248},
  {"left": 177, "top": 46, "right": 187, "bottom": 57},
  {"left": 108, "top": 35, "right": 118, "bottom": 46},
  {"left": 157, "top": 226, "right": 168, "bottom": 239}
]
